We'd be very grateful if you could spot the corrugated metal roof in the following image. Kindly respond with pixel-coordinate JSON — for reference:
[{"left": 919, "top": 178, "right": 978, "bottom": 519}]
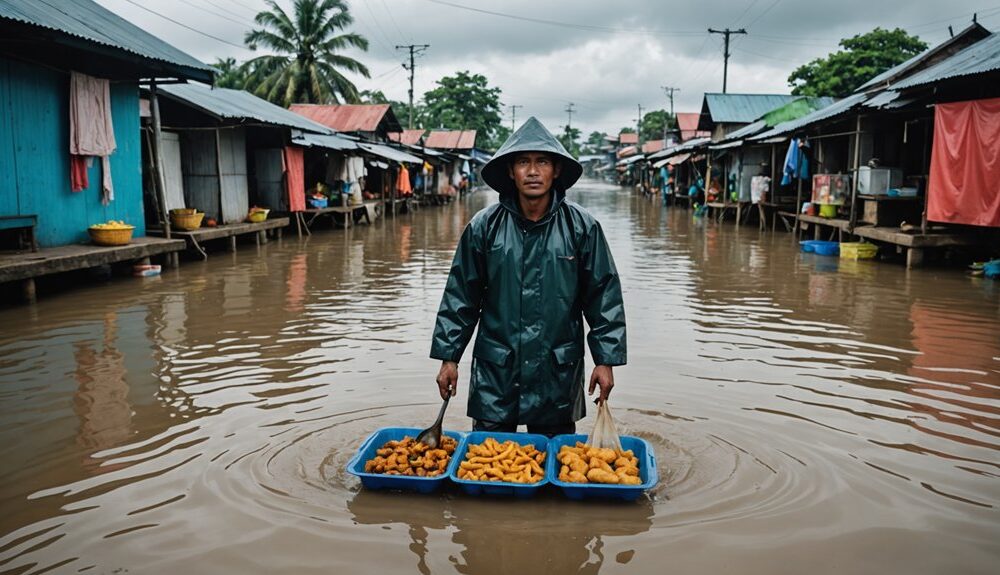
[
  {"left": 856, "top": 23, "right": 991, "bottom": 92},
  {"left": 616, "top": 145, "right": 638, "bottom": 158},
  {"left": 358, "top": 142, "right": 422, "bottom": 164},
  {"left": 750, "top": 93, "right": 869, "bottom": 141},
  {"left": 892, "top": 32, "right": 1000, "bottom": 89},
  {"left": 617, "top": 154, "right": 645, "bottom": 166},
  {"left": 424, "top": 130, "right": 477, "bottom": 150},
  {"left": 676, "top": 112, "right": 700, "bottom": 133},
  {"left": 618, "top": 132, "right": 638, "bottom": 144},
  {"left": 388, "top": 129, "right": 426, "bottom": 145},
  {"left": 292, "top": 133, "right": 358, "bottom": 151},
  {"left": 647, "top": 137, "right": 711, "bottom": 160},
  {"left": 159, "top": 83, "right": 332, "bottom": 133},
  {"left": 702, "top": 93, "right": 798, "bottom": 125},
  {"left": 289, "top": 104, "right": 401, "bottom": 133},
  {"left": 0, "top": 0, "right": 212, "bottom": 81}
]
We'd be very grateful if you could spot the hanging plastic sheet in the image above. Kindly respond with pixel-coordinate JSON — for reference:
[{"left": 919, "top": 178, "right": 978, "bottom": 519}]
[
  {"left": 283, "top": 146, "right": 305, "bottom": 212},
  {"left": 928, "top": 97, "right": 1000, "bottom": 227}
]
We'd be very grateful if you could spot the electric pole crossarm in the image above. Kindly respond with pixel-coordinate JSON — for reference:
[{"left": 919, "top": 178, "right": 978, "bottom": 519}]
[
  {"left": 395, "top": 43, "right": 430, "bottom": 129},
  {"left": 707, "top": 28, "right": 747, "bottom": 93}
]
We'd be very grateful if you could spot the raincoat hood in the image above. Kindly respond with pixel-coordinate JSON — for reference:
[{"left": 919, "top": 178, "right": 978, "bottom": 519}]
[{"left": 481, "top": 117, "right": 583, "bottom": 197}]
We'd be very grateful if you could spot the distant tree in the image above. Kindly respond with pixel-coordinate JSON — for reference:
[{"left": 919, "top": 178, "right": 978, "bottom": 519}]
[
  {"left": 788, "top": 27, "right": 927, "bottom": 97},
  {"left": 360, "top": 89, "right": 421, "bottom": 131},
  {"left": 582, "top": 130, "right": 608, "bottom": 154},
  {"left": 619, "top": 127, "right": 635, "bottom": 134},
  {"left": 422, "top": 71, "right": 504, "bottom": 149},
  {"left": 244, "top": 0, "right": 370, "bottom": 106},
  {"left": 558, "top": 125, "right": 582, "bottom": 157},
  {"left": 640, "top": 109, "right": 676, "bottom": 142},
  {"left": 213, "top": 57, "right": 249, "bottom": 89}
]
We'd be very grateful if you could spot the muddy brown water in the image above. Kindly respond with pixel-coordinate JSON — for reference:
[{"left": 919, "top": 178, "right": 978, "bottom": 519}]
[{"left": 1, "top": 181, "right": 998, "bottom": 574}]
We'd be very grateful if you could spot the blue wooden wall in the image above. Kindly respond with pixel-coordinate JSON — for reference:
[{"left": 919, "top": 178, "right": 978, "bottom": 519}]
[{"left": 0, "top": 56, "right": 145, "bottom": 247}]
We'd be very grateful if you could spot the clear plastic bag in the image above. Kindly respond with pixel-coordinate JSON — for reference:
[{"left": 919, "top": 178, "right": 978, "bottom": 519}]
[{"left": 587, "top": 400, "right": 622, "bottom": 451}]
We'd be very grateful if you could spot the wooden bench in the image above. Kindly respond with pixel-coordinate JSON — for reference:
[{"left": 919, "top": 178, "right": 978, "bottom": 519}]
[{"left": 0, "top": 215, "right": 38, "bottom": 252}]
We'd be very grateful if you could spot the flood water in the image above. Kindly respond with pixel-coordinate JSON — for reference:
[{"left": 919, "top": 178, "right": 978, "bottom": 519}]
[{"left": 1, "top": 180, "right": 998, "bottom": 574}]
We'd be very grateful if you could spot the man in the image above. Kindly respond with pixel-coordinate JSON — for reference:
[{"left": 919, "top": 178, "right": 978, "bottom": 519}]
[{"left": 430, "top": 117, "right": 627, "bottom": 435}]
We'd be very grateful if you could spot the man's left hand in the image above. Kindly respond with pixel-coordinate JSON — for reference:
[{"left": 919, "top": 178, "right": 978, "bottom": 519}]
[{"left": 588, "top": 365, "right": 615, "bottom": 403}]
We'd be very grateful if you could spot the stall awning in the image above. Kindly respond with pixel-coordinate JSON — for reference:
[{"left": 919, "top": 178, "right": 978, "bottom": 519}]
[
  {"left": 653, "top": 153, "right": 691, "bottom": 168},
  {"left": 357, "top": 142, "right": 423, "bottom": 164},
  {"left": 292, "top": 132, "right": 358, "bottom": 151}
]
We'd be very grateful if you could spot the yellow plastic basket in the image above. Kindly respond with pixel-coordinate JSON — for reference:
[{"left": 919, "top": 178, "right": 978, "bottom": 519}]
[
  {"left": 247, "top": 209, "right": 269, "bottom": 223},
  {"left": 170, "top": 211, "right": 204, "bottom": 230},
  {"left": 840, "top": 242, "right": 878, "bottom": 260},
  {"left": 88, "top": 226, "right": 134, "bottom": 246}
]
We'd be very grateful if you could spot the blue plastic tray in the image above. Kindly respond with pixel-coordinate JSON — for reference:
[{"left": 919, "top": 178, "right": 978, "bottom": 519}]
[
  {"left": 812, "top": 241, "right": 840, "bottom": 256},
  {"left": 547, "top": 434, "right": 657, "bottom": 501},
  {"left": 799, "top": 240, "right": 818, "bottom": 253},
  {"left": 346, "top": 427, "right": 466, "bottom": 493},
  {"left": 448, "top": 431, "right": 551, "bottom": 498}
]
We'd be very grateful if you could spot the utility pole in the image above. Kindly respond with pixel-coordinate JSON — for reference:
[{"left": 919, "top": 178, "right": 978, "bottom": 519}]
[
  {"left": 661, "top": 86, "right": 679, "bottom": 141},
  {"left": 565, "top": 102, "right": 576, "bottom": 131},
  {"left": 707, "top": 28, "right": 746, "bottom": 93},
  {"left": 509, "top": 104, "right": 522, "bottom": 130},
  {"left": 636, "top": 103, "right": 644, "bottom": 147},
  {"left": 395, "top": 43, "right": 430, "bottom": 129}
]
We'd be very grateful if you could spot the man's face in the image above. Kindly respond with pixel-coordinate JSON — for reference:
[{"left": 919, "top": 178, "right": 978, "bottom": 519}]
[{"left": 507, "top": 152, "right": 562, "bottom": 199}]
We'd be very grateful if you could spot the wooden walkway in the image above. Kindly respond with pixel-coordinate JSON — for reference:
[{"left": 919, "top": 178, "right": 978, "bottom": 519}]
[
  {"left": 151, "top": 218, "right": 289, "bottom": 259},
  {"left": 294, "top": 202, "right": 378, "bottom": 236},
  {"left": 0, "top": 236, "right": 186, "bottom": 300}
]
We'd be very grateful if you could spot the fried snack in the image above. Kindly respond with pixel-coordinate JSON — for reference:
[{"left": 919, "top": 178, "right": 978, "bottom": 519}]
[
  {"left": 455, "top": 438, "right": 546, "bottom": 484},
  {"left": 555, "top": 442, "right": 644, "bottom": 485},
  {"left": 363, "top": 435, "right": 457, "bottom": 477}
]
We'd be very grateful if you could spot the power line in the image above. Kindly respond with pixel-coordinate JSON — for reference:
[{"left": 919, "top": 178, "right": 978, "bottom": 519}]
[
  {"left": 175, "top": 0, "right": 252, "bottom": 26},
  {"left": 395, "top": 43, "right": 430, "bottom": 129},
  {"left": 708, "top": 27, "right": 748, "bottom": 93},
  {"left": 421, "top": 0, "right": 703, "bottom": 36},
  {"left": 661, "top": 86, "right": 679, "bottom": 140},
  {"left": 565, "top": 102, "right": 576, "bottom": 131},
  {"left": 118, "top": 0, "right": 247, "bottom": 49}
]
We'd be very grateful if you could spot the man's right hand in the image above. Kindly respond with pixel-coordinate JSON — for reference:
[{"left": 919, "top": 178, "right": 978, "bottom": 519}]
[{"left": 436, "top": 361, "right": 458, "bottom": 399}]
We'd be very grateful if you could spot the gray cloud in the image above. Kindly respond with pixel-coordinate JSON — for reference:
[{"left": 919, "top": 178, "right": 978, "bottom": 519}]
[{"left": 97, "top": 0, "right": 998, "bottom": 135}]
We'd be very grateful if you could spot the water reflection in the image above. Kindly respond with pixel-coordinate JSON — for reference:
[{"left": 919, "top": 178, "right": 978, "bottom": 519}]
[
  {"left": 347, "top": 490, "right": 653, "bottom": 575},
  {"left": 0, "top": 182, "right": 998, "bottom": 573}
]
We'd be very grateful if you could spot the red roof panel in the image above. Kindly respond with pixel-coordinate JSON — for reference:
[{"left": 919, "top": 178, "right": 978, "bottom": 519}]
[
  {"left": 618, "top": 132, "right": 638, "bottom": 144},
  {"left": 389, "top": 129, "right": 426, "bottom": 145},
  {"left": 425, "top": 129, "right": 477, "bottom": 150},
  {"left": 289, "top": 104, "right": 391, "bottom": 132}
]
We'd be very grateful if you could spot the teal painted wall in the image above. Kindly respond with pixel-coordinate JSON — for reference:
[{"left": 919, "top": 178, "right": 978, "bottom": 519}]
[{"left": 0, "top": 56, "right": 146, "bottom": 247}]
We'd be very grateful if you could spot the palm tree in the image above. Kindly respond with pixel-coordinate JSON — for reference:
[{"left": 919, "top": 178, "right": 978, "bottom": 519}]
[
  {"left": 244, "top": 0, "right": 370, "bottom": 106},
  {"left": 213, "top": 57, "right": 249, "bottom": 89}
]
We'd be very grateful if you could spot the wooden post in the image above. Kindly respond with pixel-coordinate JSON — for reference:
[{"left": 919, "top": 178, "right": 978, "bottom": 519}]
[
  {"left": 736, "top": 148, "right": 745, "bottom": 227},
  {"left": 149, "top": 81, "right": 171, "bottom": 239},
  {"left": 848, "top": 115, "right": 862, "bottom": 233},
  {"left": 22, "top": 278, "right": 36, "bottom": 304},
  {"left": 921, "top": 118, "right": 930, "bottom": 234},
  {"left": 793, "top": 138, "right": 804, "bottom": 241},
  {"left": 215, "top": 128, "right": 225, "bottom": 225},
  {"left": 228, "top": 235, "right": 237, "bottom": 252}
]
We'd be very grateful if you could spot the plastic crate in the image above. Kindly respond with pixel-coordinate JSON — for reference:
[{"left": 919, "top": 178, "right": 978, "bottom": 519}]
[
  {"left": 812, "top": 241, "right": 840, "bottom": 256},
  {"left": 449, "top": 431, "right": 550, "bottom": 498},
  {"left": 346, "top": 427, "right": 466, "bottom": 493},
  {"left": 547, "top": 434, "right": 657, "bottom": 502},
  {"left": 840, "top": 242, "right": 878, "bottom": 260}
]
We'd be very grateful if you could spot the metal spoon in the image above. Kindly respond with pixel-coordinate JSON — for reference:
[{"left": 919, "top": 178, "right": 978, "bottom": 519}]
[{"left": 416, "top": 386, "right": 451, "bottom": 449}]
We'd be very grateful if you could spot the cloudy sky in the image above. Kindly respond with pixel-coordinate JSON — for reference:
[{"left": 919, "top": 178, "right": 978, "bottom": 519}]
[{"left": 96, "top": 0, "right": 999, "bottom": 136}]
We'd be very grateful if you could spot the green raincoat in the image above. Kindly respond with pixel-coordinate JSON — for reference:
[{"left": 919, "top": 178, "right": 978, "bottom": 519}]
[{"left": 430, "top": 117, "right": 627, "bottom": 425}]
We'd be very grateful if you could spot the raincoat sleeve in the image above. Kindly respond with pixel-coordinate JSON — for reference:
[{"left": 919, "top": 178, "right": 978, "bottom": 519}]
[
  {"left": 580, "top": 222, "right": 627, "bottom": 366},
  {"left": 430, "top": 223, "right": 485, "bottom": 362}
]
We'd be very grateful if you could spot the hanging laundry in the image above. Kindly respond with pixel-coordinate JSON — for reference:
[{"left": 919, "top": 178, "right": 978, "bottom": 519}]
[
  {"left": 397, "top": 165, "right": 413, "bottom": 196},
  {"left": 70, "top": 155, "right": 89, "bottom": 192},
  {"left": 69, "top": 71, "right": 116, "bottom": 204},
  {"left": 461, "top": 159, "right": 471, "bottom": 175},
  {"left": 780, "top": 137, "right": 810, "bottom": 186},
  {"left": 451, "top": 162, "right": 462, "bottom": 187}
]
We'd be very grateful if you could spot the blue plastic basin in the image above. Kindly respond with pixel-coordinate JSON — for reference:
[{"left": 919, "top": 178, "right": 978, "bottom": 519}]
[
  {"left": 547, "top": 434, "right": 657, "bottom": 501},
  {"left": 812, "top": 241, "right": 840, "bottom": 256},
  {"left": 449, "top": 431, "right": 551, "bottom": 498},
  {"left": 346, "top": 427, "right": 466, "bottom": 493}
]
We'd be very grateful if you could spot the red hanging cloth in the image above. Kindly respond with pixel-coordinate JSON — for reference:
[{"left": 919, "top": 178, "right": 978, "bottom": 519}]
[
  {"left": 70, "top": 155, "right": 89, "bottom": 192},
  {"left": 928, "top": 97, "right": 1000, "bottom": 227},
  {"left": 283, "top": 146, "right": 305, "bottom": 212}
]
